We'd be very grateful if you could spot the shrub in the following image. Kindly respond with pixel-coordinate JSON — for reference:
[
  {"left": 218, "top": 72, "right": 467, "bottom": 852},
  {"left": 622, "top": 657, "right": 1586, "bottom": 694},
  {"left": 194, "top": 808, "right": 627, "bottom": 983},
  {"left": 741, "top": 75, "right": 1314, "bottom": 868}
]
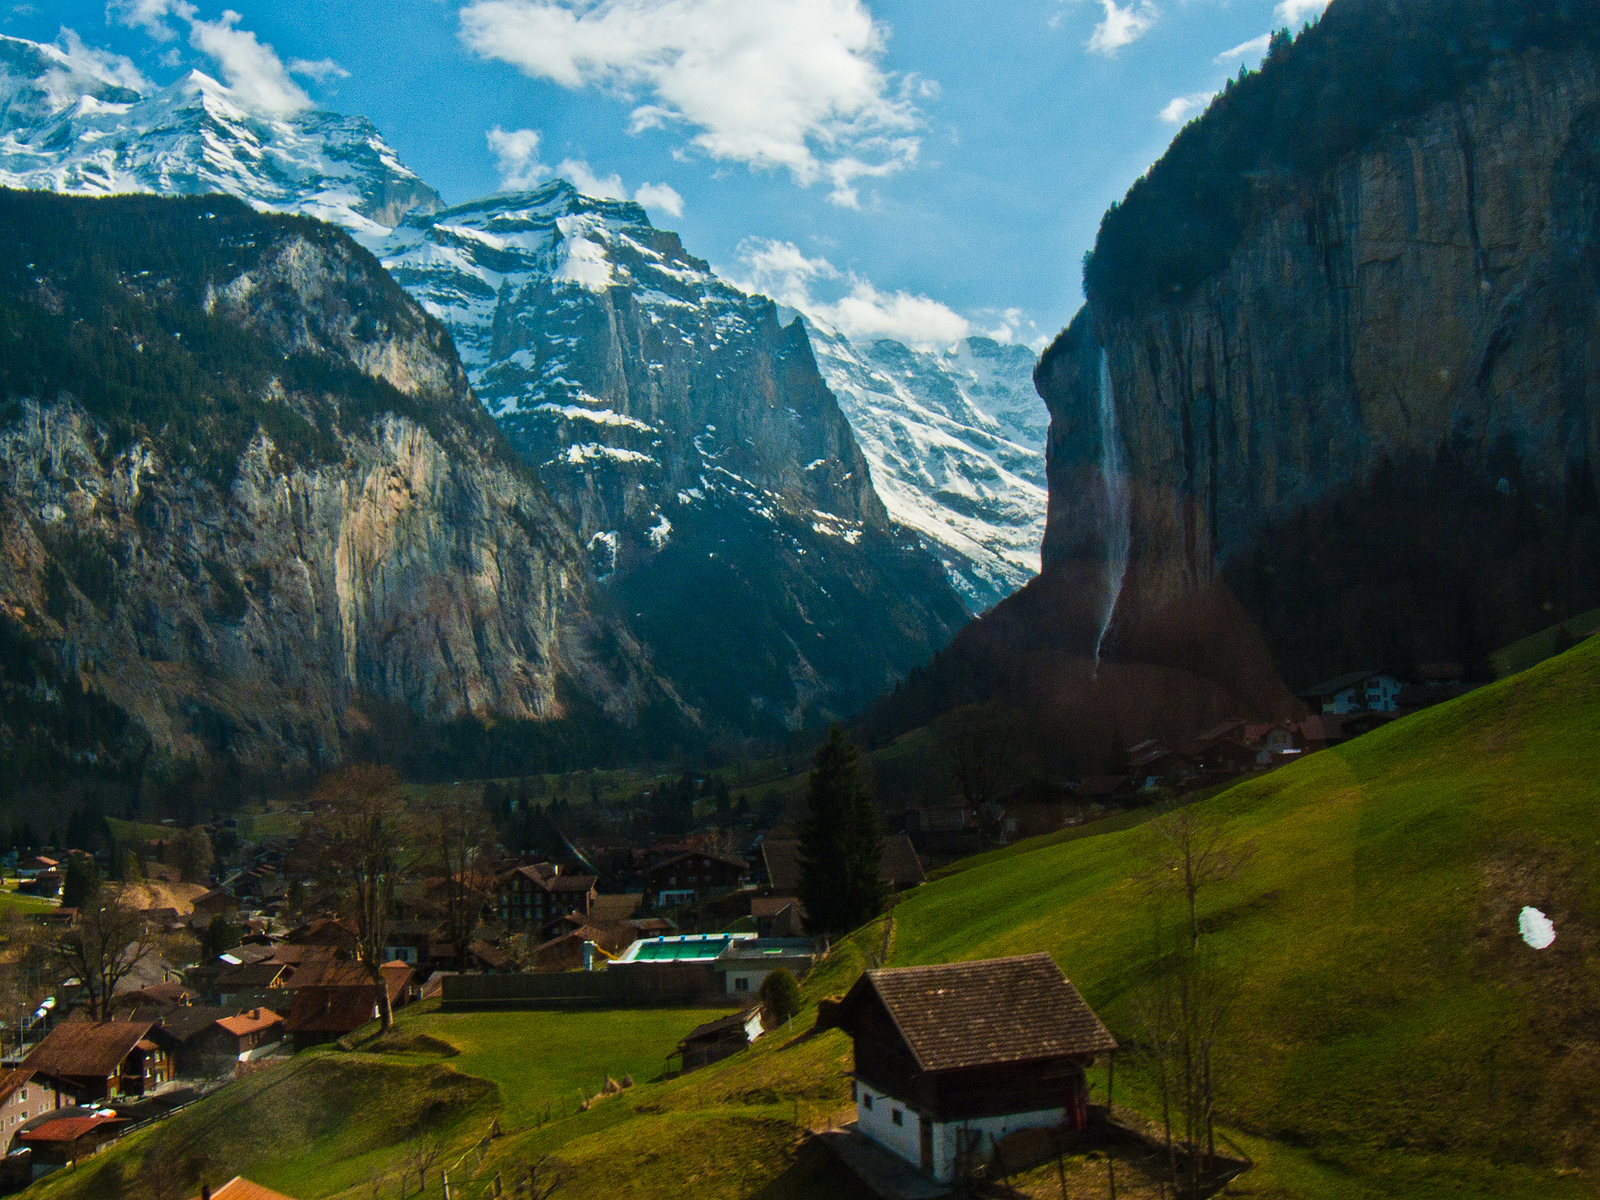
[{"left": 759, "top": 967, "right": 802, "bottom": 1025}]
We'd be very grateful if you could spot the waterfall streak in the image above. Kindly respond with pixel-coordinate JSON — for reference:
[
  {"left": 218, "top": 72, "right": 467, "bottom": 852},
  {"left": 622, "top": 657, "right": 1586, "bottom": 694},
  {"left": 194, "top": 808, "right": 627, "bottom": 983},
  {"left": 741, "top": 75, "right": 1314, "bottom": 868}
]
[{"left": 1095, "top": 349, "right": 1131, "bottom": 666}]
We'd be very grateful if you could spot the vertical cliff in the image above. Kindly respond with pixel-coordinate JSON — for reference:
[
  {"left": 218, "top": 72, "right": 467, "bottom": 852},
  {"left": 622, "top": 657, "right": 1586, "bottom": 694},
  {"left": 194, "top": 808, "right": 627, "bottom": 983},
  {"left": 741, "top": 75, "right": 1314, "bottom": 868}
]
[
  {"left": 1039, "top": 5, "right": 1600, "bottom": 686},
  {"left": 383, "top": 185, "right": 967, "bottom": 731},
  {"left": 0, "top": 191, "right": 667, "bottom": 776}
]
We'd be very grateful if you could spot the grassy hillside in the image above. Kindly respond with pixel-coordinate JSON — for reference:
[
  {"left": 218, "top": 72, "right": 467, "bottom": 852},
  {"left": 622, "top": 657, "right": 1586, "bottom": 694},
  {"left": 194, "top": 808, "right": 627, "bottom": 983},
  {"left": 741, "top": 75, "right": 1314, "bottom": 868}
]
[{"left": 26, "top": 637, "right": 1599, "bottom": 1199}]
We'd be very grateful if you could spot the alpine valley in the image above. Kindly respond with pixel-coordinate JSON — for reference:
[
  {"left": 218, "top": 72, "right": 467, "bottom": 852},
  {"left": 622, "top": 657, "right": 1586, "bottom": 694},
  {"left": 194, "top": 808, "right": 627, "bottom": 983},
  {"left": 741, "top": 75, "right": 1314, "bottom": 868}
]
[{"left": 0, "top": 29, "right": 1061, "bottom": 761}]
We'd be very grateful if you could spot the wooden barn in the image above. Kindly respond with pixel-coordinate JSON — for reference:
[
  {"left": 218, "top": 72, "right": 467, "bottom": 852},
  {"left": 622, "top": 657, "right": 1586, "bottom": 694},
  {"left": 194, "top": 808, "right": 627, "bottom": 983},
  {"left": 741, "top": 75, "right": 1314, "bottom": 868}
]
[{"left": 832, "top": 954, "right": 1116, "bottom": 1184}]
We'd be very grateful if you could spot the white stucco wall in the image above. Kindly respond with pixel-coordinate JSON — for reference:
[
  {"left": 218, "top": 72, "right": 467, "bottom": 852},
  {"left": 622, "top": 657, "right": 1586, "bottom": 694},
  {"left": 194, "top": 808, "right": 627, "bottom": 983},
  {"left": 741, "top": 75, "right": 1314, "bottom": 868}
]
[
  {"left": 855, "top": 1081, "right": 924, "bottom": 1168},
  {"left": 725, "top": 968, "right": 772, "bottom": 995},
  {"left": 927, "top": 1106, "right": 1066, "bottom": 1183}
]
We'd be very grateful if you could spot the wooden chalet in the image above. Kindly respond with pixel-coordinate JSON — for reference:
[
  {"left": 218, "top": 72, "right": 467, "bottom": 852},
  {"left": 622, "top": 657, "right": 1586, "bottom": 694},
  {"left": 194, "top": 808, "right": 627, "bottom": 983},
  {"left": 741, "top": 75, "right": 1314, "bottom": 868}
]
[
  {"left": 832, "top": 954, "right": 1117, "bottom": 1184},
  {"left": 647, "top": 851, "right": 748, "bottom": 909},
  {"left": 675, "top": 1005, "right": 764, "bottom": 1071},
  {"left": 21, "top": 1021, "right": 174, "bottom": 1104},
  {"left": 497, "top": 864, "right": 598, "bottom": 933},
  {"left": 18, "top": 1113, "right": 127, "bottom": 1167}
]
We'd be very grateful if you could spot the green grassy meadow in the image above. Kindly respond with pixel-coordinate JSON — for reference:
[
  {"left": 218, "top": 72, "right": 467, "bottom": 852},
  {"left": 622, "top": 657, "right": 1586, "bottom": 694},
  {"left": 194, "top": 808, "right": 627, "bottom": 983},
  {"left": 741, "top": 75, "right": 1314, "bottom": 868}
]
[{"left": 25, "top": 636, "right": 1600, "bottom": 1200}]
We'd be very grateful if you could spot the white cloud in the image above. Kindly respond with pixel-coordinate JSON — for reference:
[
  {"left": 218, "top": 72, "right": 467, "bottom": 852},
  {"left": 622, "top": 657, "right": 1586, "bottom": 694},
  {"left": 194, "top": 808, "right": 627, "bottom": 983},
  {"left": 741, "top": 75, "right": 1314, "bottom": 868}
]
[
  {"left": 487, "top": 126, "right": 551, "bottom": 190},
  {"left": 633, "top": 181, "right": 683, "bottom": 217},
  {"left": 733, "top": 238, "right": 971, "bottom": 349},
  {"left": 1160, "top": 90, "right": 1214, "bottom": 123},
  {"left": 186, "top": 11, "right": 309, "bottom": 111},
  {"left": 47, "top": 29, "right": 150, "bottom": 100},
  {"left": 557, "top": 157, "right": 629, "bottom": 201},
  {"left": 457, "top": 0, "right": 924, "bottom": 205},
  {"left": 1275, "top": 0, "right": 1328, "bottom": 24},
  {"left": 106, "top": 0, "right": 194, "bottom": 42},
  {"left": 110, "top": 1, "right": 312, "bottom": 111},
  {"left": 1086, "top": 0, "right": 1157, "bottom": 56},
  {"left": 488, "top": 130, "right": 685, "bottom": 215},
  {"left": 288, "top": 57, "right": 350, "bottom": 83},
  {"left": 1216, "top": 33, "right": 1271, "bottom": 64}
]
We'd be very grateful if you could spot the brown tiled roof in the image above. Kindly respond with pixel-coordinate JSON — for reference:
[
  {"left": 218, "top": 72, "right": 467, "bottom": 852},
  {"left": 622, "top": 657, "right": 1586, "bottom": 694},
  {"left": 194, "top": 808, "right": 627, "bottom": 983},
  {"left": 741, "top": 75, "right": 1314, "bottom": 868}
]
[
  {"left": 138, "top": 1006, "right": 237, "bottom": 1044},
  {"left": 750, "top": 896, "right": 799, "bottom": 918},
  {"left": 879, "top": 835, "right": 925, "bottom": 887},
  {"left": 0, "top": 1068, "right": 35, "bottom": 1104},
  {"left": 20, "top": 1115, "right": 124, "bottom": 1143},
  {"left": 847, "top": 954, "right": 1117, "bottom": 1071},
  {"left": 281, "top": 959, "right": 369, "bottom": 989},
  {"left": 23, "top": 1022, "right": 153, "bottom": 1080},
  {"left": 216, "top": 1009, "right": 284, "bottom": 1038},
  {"left": 467, "top": 941, "right": 512, "bottom": 971},
  {"left": 192, "top": 1177, "right": 301, "bottom": 1200},
  {"left": 650, "top": 851, "right": 747, "bottom": 877},
  {"left": 284, "top": 987, "right": 381, "bottom": 1035},
  {"left": 588, "top": 894, "right": 643, "bottom": 923},
  {"left": 679, "top": 1005, "right": 762, "bottom": 1047},
  {"left": 121, "top": 980, "right": 193, "bottom": 1007},
  {"left": 215, "top": 962, "right": 293, "bottom": 990}
]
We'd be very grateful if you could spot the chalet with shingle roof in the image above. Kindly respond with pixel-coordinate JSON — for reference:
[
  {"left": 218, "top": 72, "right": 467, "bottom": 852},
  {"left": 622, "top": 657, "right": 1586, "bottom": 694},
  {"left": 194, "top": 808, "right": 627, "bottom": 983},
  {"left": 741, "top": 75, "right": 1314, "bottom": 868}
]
[
  {"left": 832, "top": 954, "right": 1116, "bottom": 1184},
  {"left": 21, "top": 1022, "right": 174, "bottom": 1104},
  {"left": 496, "top": 864, "right": 598, "bottom": 932}
]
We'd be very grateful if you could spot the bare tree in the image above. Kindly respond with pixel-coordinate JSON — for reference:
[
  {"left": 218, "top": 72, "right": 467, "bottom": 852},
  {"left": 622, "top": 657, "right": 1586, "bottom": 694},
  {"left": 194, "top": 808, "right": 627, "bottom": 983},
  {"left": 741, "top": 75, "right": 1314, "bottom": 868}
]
[
  {"left": 50, "top": 887, "right": 159, "bottom": 1021},
  {"left": 406, "top": 1134, "right": 449, "bottom": 1195},
  {"left": 1146, "top": 804, "right": 1255, "bottom": 952},
  {"left": 428, "top": 796, "right": 497, "bottom": 972},
  {"left": 302, "top": 765, "right": 411, "bottom": 1031},
  {"left": 1137, "top": 804, "right": 1253, "bottom": 1197},
  {"left": 512, "top": 1154, "right": 566, "bottom": 1199},
  {"left": 935, "top": 703, "right": 1017, "bottom": 812}
]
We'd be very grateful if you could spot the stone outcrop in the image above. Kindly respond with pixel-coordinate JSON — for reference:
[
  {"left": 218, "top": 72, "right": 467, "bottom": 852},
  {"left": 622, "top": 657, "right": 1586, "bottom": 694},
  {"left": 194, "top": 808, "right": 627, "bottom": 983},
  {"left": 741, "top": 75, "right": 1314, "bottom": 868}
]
[
  {"left": 0, "top": 194, "right": 665, "bottom": 770},
  {"left": 1037, "top": 41, "right": 1600, "bottom": 676}
]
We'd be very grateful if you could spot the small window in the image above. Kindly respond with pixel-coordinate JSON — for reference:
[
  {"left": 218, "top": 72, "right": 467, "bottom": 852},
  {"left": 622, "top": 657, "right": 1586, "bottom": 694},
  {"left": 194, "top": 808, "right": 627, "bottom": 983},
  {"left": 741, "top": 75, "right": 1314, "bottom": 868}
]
[
  {"left": 17, "top": 1089, "right": 24, "bottom": 1101},
  {"left": 891, "top": 1109, "right": 903, "bottom": 1126},
  {"left": 734, "top": 977, "right": 749, "bottom": 991},
  {"left": 861, "top": 1092, "right": 873, "bottom": 1110}
]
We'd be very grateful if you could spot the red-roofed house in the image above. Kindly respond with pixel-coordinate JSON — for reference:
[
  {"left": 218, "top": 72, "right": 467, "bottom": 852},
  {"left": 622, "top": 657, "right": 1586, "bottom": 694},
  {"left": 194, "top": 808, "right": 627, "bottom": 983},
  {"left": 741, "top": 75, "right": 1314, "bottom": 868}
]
[
  {"left": 832, "top": 954, "right": 1117, "bottom": 1184},
  {"left": 191, "top": 1177, "right": 301, "bottom": 1200},
  {"left": 19, "top": 1114, "right": 127, "bottom": 1166},
  {"left": 213, "top": 1010, "right": 285, "bottom": 1060}
]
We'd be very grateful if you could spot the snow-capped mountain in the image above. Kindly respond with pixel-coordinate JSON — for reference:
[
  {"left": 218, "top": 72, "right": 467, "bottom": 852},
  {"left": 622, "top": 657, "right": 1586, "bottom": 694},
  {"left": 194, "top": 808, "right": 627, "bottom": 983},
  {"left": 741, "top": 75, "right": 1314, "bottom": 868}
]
[
  {"left": 378, "top": 183, "right": 966, "bottom": 730},
  {"left": 0, "top": 34, "right": 439, "bottom": 241},
  {"left": 801, "top": 322, "right": 1048, "bottom": 612}
]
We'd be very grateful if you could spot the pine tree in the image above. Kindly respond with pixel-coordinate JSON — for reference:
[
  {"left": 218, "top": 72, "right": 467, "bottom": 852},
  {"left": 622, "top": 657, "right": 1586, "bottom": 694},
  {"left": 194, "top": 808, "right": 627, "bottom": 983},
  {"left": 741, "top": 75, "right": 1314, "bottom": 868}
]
[
  {"left": 797, "top": 726, "right": 884, "bottom": 934},
  {"left": 61, "top": 853, "right": 101, "bottom": 909}
]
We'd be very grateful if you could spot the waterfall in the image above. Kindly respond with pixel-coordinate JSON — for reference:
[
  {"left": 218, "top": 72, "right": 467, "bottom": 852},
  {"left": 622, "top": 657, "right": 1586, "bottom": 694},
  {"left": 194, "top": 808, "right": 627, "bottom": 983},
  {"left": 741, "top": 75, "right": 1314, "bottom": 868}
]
[{"left": 1095, "top": 348, "right": 1130, "bottom": 668}]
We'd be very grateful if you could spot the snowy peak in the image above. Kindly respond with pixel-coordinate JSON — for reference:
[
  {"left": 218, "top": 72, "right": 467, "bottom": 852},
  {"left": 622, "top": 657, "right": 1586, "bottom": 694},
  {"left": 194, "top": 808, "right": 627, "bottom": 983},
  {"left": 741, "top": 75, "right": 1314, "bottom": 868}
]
[
  {"left": 0, "top": 34, "right": 439, "bottom": 241},
  {"left": 802, "top": 318, "right": 1048, "bottom": 613}
]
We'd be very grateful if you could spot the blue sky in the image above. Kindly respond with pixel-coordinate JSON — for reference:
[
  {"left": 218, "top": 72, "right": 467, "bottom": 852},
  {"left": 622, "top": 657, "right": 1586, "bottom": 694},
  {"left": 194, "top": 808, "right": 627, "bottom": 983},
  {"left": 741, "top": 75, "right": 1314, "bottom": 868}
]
[{"left": 13, "top": 0, "right": 1327, "bottom": 346}]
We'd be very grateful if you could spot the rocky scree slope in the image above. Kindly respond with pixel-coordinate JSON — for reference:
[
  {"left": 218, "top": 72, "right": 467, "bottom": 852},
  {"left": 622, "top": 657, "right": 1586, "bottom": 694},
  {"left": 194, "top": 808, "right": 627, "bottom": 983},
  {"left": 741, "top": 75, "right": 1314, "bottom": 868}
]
[
  {"left": 801, "top": 319, "right": 1047, "bottom": 613},
  {"left": 381, "top": 183, "right": 968, "bottom": 731},
  {"left": 1037, "top": 0, "right": 1600, "bottom": 689},
  {"left": 0, "top": 34, "right": 440, "bottom": 242},
  {"left": 0, "top": 190, "right": 666, "bottom": 772}
]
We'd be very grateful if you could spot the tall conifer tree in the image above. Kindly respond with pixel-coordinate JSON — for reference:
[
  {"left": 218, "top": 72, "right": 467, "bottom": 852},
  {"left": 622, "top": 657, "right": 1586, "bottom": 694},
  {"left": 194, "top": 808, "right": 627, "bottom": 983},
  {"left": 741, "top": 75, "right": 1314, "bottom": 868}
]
[{"left": 798, "top": 725, "right": 884, "bottom": 934}]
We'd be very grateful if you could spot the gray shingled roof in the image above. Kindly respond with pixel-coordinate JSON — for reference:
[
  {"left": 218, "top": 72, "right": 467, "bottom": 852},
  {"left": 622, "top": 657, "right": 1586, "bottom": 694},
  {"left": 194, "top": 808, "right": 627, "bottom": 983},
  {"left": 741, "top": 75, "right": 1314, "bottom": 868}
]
[{"left": 854, "top": 954, "right": 1117, "bottom": 1071}]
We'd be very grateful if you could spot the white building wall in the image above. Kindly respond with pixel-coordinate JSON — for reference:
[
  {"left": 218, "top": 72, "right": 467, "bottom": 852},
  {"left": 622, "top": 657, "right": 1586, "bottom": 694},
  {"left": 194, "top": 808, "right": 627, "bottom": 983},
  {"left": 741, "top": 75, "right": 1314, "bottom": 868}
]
[
  {"left": 927, "top": 1106, "right": 1066, "bottom": 1183},
  {"left": 855, "top": 1082, "right": 924, "bottom": 1168},
  {"left": 725, "top": 968, "right": 772, "bottom": 995}
]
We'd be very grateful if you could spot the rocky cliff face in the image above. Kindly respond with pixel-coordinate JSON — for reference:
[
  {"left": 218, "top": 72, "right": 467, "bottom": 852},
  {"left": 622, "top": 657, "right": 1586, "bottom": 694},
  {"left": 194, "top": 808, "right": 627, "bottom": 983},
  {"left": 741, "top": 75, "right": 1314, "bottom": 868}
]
[
  {"left": 1038, "top": 37, "right": 1600, "bottom": 684},
  {"left": 0, "top": 192, "right": 662, "bottom": 772},
  {"left": 382, "top": 185, "right": 966, "bottom": 731}
]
